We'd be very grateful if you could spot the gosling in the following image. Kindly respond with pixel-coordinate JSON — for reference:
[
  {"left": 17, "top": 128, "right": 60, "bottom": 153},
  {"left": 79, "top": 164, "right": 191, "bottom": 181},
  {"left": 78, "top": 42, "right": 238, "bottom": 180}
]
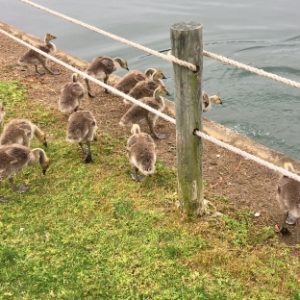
[
  {"left": 18, "top": 33, "right": 60, "bottom": 75},
  {"left": 120, "top": 85, "right": 168, "bottom": 140},
  {"left": 66, "top": 111, "right": 97, "bottom": 163},
  {"left": 58, "top": 73, "right": 85, "bottom": 114},
  {"left": 124, "top": 69, "right": 168, "bottom": 105},
  {"left": 202, "top": 92, "right": 222, "bottom": 112},
  {"left": 277, "top": 162, "right": 300, "bottom": 227},
  {"left": 127, "top": 124, "right": 156, "bottom": 182},
  {"left": 85, "top": 56, "right": 129, "bottom": 97},
  {"left": 0, "top": 144, "right": 49, "bottom": 198},
  {"left": 0, "top": 103, "right": 5, "bottom": 125},
  {"left": 0, "top": 119, "right": 48, "bottom": 148},
  {"left": 114, "top": 68, "right": 156, "bottom": 94}
]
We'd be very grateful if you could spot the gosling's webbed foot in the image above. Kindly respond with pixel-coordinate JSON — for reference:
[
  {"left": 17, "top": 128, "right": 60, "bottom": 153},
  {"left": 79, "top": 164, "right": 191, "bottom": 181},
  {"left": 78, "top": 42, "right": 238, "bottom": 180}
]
[
  {"left": 84, "top": 153, "right": 93, "bottom": 164},
  {"left": 130, "top": 172, "right": 145, "bottom": 182}
]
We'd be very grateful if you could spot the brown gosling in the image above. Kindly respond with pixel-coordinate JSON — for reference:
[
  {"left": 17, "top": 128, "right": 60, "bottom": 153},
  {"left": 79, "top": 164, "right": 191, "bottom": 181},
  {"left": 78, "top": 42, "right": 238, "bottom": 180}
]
[
  {"left": 276, "top": 162, "right": 300, "bottom": 230},
  {"left": 58, "top": 73, "right": 85, "bottom": 114},
  {"left": 85, "top": 56, "right": 129, "bottom": 97},
  {"left": 0, "top": 144, "right": 49, "bottom": 199},
  {"left": 124, "top": 69, "right": 168, "bottom": 105},
  {"left": 202, "top": 92, "right": 222, "bottom": 112},
  {"left": 114, "top": 68, "right": 156, "bottom": 94},
  {"left": 0, "top": 119, "right": 48, "bottom": 148},
  {"left": 127, "top": 124, "right": 156, "bottom": 182},
  {"left": 0, "top": 103, "right": 5, "bottom": 125},
  {"left": 18, "top": 33, "right": 60, "bottom": 75},
  {"left": 66, "top": 111, "right": 97, "bottom": 163},
  {"left": 119, "top": 85, "right": 168, "bottom": 140}
]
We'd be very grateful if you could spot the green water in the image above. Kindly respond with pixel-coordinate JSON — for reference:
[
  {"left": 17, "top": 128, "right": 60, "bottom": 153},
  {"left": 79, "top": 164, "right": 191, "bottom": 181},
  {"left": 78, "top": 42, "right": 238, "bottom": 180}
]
[{"left": 1, "top": 0, "right": 300, "bottom": 159}]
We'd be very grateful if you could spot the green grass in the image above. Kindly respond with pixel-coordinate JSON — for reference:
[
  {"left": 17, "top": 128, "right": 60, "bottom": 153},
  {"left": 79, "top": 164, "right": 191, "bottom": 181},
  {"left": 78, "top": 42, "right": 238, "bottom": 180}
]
[{"left": 0, "top": 80, "right": 299, "bottom": 299}]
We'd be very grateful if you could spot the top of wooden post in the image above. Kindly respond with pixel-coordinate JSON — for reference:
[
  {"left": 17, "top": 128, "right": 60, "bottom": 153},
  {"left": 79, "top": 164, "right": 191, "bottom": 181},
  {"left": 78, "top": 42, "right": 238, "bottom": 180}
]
[{"left": 171, "top": 22, "right": 202, "bottom": 32}]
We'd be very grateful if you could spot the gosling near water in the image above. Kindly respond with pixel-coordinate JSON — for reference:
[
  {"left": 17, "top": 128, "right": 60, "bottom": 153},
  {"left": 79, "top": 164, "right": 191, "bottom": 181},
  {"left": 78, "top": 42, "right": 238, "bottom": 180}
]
[
  {"left": 277, "top": 162, "right": 300, "bottom": 228},
  {"left": 0, "top": 119, "right": 48, "bottom": 148},
  {"left": 114, "top": 68, "right": 156, "bottom": 94},
  {"left": 202, "top": 92, "right": 222, "bottom": 112},
  {"left": 119, "top": 85, "right": 168, "bottom": 140},
  {"left": 58, "top": 73, "right": 85, "bottom": 114},
  {"left": 18, "top": 33, "right": 60, "bottom": 75},
  {"left": 0, "top": 103, "right": 5, "bottom": 125},
  {"left": 66, "top": 111, "right": 97, "bottom": 163},
  {"left": 127, "top": 124, "right": 156, "bottom": 182},
  {"left": 124, "top": 69, "right": 167, "bottom": 105},
  {"left": 85, "top": 56, "right": 129, "bottom": 97},
  {"left": 0, "top": 144, "right": 49, "bottom": 199}
]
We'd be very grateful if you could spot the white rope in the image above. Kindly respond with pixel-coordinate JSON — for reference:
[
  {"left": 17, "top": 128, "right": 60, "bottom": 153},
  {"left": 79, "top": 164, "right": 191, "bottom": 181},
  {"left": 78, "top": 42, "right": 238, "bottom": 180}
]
[
  {"left": 195, "top": 130, "right": 300, "bottom": 183},
  {"left": 1, "top": 28, "right": 299, "bottom": 183},
  {"left": 0, "top": 29, "right": 176, "bottom": 125},
  {"left": 203, "top": 50, "right": 300, "bottom": 89},
  {"left": 18, "top": 0, "right": 197, "bottom": 72},
  {"left": 19, "top": 0, "right": 300, "bottom": 90}
]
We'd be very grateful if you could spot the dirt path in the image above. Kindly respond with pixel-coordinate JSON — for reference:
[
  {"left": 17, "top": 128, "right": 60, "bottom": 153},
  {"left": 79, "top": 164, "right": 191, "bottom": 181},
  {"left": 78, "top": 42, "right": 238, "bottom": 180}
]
[{"left": 0, "top": 33, "right": 299, "bottom": 244}]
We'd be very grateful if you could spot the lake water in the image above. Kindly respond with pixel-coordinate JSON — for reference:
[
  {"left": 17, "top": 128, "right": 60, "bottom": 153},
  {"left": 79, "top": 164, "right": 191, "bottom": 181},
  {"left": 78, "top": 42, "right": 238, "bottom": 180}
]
[{"left": 1, "top": 0, "right": 300, "bottom": 159}]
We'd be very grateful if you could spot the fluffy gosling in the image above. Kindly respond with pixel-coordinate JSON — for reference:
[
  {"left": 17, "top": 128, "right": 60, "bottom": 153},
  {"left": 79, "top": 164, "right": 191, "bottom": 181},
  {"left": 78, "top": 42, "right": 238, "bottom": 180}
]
[
  {"left": 0, "top": 144, "right": 49, "bottom": 199},
  {"left": 18, "top": 33, "right": 60, "bottom": 75},
  {"left": 124, "top": 69, "right": 168, "bottom": 105},
  {"left": 127, "top": 124, "right": 156, "bottom": 181},
  {"left": 277, "top": 162, "right": 300, "bottom": 229},
  {"left": 114, "top": 68, "right": 156, "bottom": 94},
  {"left": 120, "top": 85, "right": 168, "bottom": 140},
  {"left": 0, "top": 119, "right": 48, "bottom": 148},
  {"left": 58, "top": 73, "right": 85, "bottom": 114},
  {"left": 66, "top": 111, "right": 97, "bottom": 163},
  {"left": 202, "top": 92, "right": 222, "bottom": 112},
  {"left": 85, "top": 56, "right": 129, "bottom": 97}
]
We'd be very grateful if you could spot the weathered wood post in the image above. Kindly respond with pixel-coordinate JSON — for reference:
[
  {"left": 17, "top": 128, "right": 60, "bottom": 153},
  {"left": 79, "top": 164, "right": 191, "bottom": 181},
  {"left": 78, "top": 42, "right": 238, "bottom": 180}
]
[{"left": 170, "top": 22, "right": 204, "bottom": 217}]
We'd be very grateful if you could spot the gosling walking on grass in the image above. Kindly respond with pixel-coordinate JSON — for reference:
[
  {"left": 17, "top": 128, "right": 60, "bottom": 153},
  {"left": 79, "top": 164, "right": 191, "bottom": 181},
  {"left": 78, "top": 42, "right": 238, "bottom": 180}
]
[
  {"left": 58, "top": 73, "right": 85, "bottom": 114},
  {"left": 0, "top": 119, "right": 48, "bottom": 148},
  {"left": 0, "top": 144, "right": 49, "bottom": 200},
  {"left": 66, "top": 111, "right": 98, "bottom": 163},
  {"left": 126, "top": 124, "right": 157, "bottom": 182}
]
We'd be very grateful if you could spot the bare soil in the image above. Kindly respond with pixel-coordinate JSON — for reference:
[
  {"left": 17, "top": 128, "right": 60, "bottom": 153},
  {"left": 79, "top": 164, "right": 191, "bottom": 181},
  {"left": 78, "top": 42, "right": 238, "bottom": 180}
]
[{"left": 0, "top": 33, "right": 299, "bottom": 244}]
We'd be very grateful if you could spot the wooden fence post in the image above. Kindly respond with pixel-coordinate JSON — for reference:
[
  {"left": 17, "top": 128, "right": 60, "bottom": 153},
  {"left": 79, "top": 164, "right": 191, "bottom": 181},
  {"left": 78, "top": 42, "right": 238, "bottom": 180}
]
[{"left": 170, "top": 22, "right": 204, "bottom": 217}]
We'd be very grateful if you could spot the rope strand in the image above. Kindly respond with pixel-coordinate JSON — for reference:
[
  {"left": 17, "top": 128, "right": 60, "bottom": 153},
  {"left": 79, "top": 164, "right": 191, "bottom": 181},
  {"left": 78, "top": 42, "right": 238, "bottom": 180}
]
[
  {"left": 203, "top": 50, "right": 300, "bottom": 89},
  {"left": 1, "top": 28, "right": 299, "bottom": 183}
]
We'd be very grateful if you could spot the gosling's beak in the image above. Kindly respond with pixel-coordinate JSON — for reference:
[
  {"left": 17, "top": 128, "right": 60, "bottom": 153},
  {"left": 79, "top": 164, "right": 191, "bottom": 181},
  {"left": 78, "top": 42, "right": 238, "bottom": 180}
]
[
  {"left": 126, "top": 67, "right": 129, "bottom": 71},
  {"left": 166, "top": 90, "right": 171, "bottom": 96},
  {"left": 162, "top": 74, "right": 167, "bottom": 79},
  {"left": 42, "top": 169, "right": 47, "bottom": 175},
  {"left": 43, "top": 141, "right": 48, "bottom": 148}
]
